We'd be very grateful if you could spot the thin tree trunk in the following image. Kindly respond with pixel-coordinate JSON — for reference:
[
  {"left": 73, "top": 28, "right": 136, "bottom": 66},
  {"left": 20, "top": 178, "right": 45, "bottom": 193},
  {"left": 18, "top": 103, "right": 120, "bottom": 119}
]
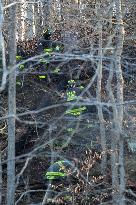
[
  {"left": 16, "top": 2, "right": 22, "bottom": 41},
  {"left": 0, "top": 145, "right": 2, "bottom": 205},
  {"left": 106, "top": 60, "right": 120, "bottom": 205},
  {"left": 111, "top": 130, "right": 120, "bottom": 205},
  {"left": 34, "top": 2, "right": 42, "bottom": 38},
  {"left": 17, "top": 0, "right": 26, "bottom": 41},
  {"left": 105, "top": 0, "right": 125, "bottom": 202},
  {"left": 0, "top": 0, "right": 7, "bottom": 92},
  {"left": 114, "top": 0, "right": 125, "bottom": 204},
  {"left": 119, "top": 137, "right": 125, "bottom": 205},
  {"left": 42, "top": 0, "right": 51, "bottom": 29},
  {"left": 0, "top": 3, "right": 4, "bottom": 202},
  {"left": 96, "top": 18, "right": 107, "bottom": 175},
  {"left": 25, "top": 2, "right": 33, "bottom": 39},
  {"left": 6, "top": 1, "right": 16, "bottom": 205}
]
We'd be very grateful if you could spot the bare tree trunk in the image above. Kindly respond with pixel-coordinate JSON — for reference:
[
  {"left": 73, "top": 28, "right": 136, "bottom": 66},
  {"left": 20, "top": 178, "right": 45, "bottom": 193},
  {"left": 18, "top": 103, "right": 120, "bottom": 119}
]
[
  {"left": 111, "top": 129, "right": 120, "bottom": 205},
  {"left": 96, "top": 21, "right": 107, "bottom": 175},
  {"left": 119, "top": 137, "right": 125, "bottom": 205},
  {"left": 0, "top": 159, "right": 1, "bottom": 205},
  {"left": 0, "top": 3, "right": 4, "bottom": 202},
  {"left": 6, "top": 1, "right": 16, "bottom": 205},
  {"left": 34, "top": 2, "right": 42, "bottom": 38},
  {"left": 105, "top": 0, "right": 125, "bottom": 203},
  {"left": 114, "top": 0, "right": 125, "bottom": 204},
  {"left": 42, "top": 0, "right": 51, "bottom": 29},
  {"left": 16, "top": 0, "right": 26, "bottom": 41},
  {"left": 0, "top": 0, "right": 7, "bottom": 92},
  {"left": 106, "top": 60, "right": 120, "bottom": 205},
  {"left": 16, "top": 2, "right": 22, "bottom": 41},
  {"left": 25, "top": 2, "right": 33, "bottom": 39}
]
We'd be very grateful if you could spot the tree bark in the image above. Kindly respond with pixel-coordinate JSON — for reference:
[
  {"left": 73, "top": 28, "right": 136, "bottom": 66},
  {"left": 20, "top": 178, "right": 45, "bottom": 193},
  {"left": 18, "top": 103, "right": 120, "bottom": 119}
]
[
  {"left": 0, "top": 0, "right": 7, "bottom": 92},
  {"left": 105, "top": 0, "right": 125, "bottom": 204},
  {"left": 96, "top": 20, "right": 107, "bottom": 175},
  {"left": 42, "top": 0, "right": 51, "bottom": 29},
  {"left": 0, "top": 145, "right": 2, "bottom": 205},
  {"left": 34, "top": 2, "right": 42, "bottom": 38},
  {"left": 0, "top": 2, "right": 4, "bottom": 202},
  {"left": 25, "top": 2, "right": 33, "bottom": 39},
  {"left": 106, "top": 60, "right": 120, "bottom": 205},
  {"left": 6, "top": 1, "right": 16, "bottom": 205},
  {"left": 114, "top": 0, "right": 125, "bottom": 204}
]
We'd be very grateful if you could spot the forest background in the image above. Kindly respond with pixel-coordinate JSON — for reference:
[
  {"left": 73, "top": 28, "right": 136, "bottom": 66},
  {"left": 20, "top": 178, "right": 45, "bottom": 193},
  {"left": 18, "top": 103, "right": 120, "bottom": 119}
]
[{"left": 0, "top": 0, "right": 136, "bottom": 205}]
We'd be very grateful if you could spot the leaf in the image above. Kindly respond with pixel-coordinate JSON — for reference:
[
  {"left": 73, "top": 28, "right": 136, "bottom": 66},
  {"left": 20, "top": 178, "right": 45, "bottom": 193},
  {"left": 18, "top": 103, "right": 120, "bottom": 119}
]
[
  {"left": 67, "top": 128, "right": 74, "bottom": 132},
  {"left": 87, "top": 124, "right": 93, "bottom": 128},
  {"left": 39, "top": 75, "right": 46, "bottom": 79},
  {"left": 79, "top": 85, "right": 84, "bottom": 90},
  {"left": 44, "top": 48, "right": 53, "bottom": 53},
  {"left": 19, "top": 64, "right": 25, "bottom": 70},
  {"left": 55, "top": 45, "right": 60, "bottom": 52},
  {"left": 68, "top": 79, "right": 75, "bottom": 84},
  {"left": 65, "top": 106, "right": 86, "bottom": 116},
  {"left": 53, "top": 68, "right": 60, "bottom": 73},
  {"left": 39, "top": 58, "right": 48, "bottom": 64},
  {"left": 16, "top": 55, "right": 22, "bottom": 61},
  {"left": 66, "top": 90, "right": 77, "bottom": 101},
  {"left": 16, "top": 81, "right": 21, "bottom": 86}
]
